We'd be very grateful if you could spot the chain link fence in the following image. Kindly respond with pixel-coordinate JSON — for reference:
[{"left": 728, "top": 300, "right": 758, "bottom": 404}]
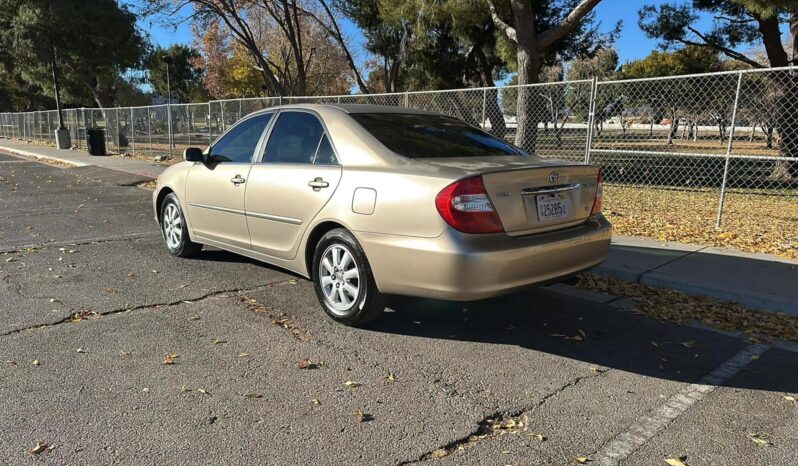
[{"left": 1, "top": 67, "right": 796, "bottom": 239}]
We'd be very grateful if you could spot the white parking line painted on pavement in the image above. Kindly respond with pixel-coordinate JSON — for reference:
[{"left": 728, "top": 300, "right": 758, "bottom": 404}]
[{"left": 591, "top": 343, "right": 769, "bottom": 466}]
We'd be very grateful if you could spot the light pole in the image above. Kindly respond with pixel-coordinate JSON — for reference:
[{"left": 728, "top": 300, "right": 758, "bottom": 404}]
[{"left": 163, "top": 55, "right": 173, "bottom": 159}]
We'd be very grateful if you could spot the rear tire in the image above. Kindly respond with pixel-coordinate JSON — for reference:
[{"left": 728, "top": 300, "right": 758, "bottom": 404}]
[
  {"left": 160, "top": 193, "right": 202, "bottom": 258},
  {"left": 312, "top": 228, "right": 386, "bottom": 326}
]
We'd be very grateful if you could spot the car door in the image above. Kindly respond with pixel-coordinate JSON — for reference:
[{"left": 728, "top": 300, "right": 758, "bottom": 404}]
[
  {"left": 185, "top": 112, "right": 273, "bottom": 249},
  {"left": 245, "top": 110, "right": 342, "bottom": 260}
]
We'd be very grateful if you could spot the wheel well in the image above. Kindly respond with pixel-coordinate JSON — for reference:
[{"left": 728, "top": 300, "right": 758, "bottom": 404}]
[
  {"left": 305, "top": 221, "right": 345, "bottom": 275},
  {"left": 155, "top": 188, "right": 174, "bottom": 222}
]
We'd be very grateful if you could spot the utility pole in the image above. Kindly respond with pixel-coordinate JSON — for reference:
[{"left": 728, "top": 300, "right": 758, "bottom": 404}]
[{"left": 49, "top": 36, "right": 70, "bottom": 149}]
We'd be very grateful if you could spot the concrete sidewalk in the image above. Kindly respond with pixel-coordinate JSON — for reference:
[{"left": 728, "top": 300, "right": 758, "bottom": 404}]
[
  {"left": 598, "top": 236, "right": 798, "bottom": 317},
  {"left": 0, "top": 138, "right": 166, "bottom": 179},
  {"left": 3, "top": 137, "right": 796, "bottom": 317}
]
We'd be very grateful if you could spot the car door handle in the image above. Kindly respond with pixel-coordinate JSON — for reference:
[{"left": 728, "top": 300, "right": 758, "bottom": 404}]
[
  {"left": 308, "top": 177, "right": 329, "bottom": 190},
  {"left": 230, "top": 175, "right": 246, "bottom": 185}
]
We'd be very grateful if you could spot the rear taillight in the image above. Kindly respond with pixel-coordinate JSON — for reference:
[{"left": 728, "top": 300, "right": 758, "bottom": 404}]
[
  {"left": 590, "top": 168, "right": 603, "bottom": 216},
  {"left": 436, "top": 176, "right": 504, "bottom": 234}
]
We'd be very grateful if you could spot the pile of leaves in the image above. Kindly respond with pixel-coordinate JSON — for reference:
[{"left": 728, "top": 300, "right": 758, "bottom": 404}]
[
  {"left": 577, "top": 274, "right": 798, "bottom": 342},
  {"left": 602, "top": 185, "right": 798, "bottom": 260}
]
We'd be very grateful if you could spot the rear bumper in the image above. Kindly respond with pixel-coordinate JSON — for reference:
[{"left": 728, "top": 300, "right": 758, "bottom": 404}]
[{"left": 357, "top": 216, "right": 612, "bottom": 301}]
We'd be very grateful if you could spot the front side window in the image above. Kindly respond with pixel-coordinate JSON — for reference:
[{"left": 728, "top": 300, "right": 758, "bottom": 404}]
[
  {"left": 351, "top": 113, "right": 524, "bottom": 159},
  {"left": 263, "top": 112, "right": 328, "bottom": 164},
  {"left": 209, "top": 113, "right": 272, "bottom": 163}
]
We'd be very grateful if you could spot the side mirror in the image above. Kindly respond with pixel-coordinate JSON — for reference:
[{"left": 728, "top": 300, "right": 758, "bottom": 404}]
[{"left": 184, "top": 147, "right": 204, "bottom": 162}]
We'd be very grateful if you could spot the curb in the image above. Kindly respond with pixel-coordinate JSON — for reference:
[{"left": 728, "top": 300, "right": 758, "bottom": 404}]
[
  {"left": 0, "top": 146, "right": 89, "bottom": 168},
  {"left": 595, "top": 263, "right": 798, "bottom": 317}
]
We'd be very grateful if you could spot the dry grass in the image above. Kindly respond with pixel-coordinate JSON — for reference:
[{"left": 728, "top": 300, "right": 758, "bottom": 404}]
[{"left": 603, "top": 185, "right": 798, "bottom": 260}]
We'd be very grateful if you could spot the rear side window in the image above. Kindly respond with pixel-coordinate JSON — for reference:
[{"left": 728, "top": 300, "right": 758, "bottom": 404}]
[
  {"left": 263, "top": 112, "right": 325, "bottom": 164},
  {"left": 351, "top": 113, "right": 523, "bottom": 159}
]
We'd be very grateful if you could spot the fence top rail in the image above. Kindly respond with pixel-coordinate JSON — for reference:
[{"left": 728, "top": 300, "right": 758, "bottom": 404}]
[
  {"left": 2, "top": 65, "right": 797, "bottom": 117},
  {"left": 598, "top": 65, "right": 797, "bottom": 85}
]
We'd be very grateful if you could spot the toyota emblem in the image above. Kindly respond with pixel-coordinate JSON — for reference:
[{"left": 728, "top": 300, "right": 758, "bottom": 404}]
[{"left": 548, "top": 171, "right": 560, "bottom": 183}]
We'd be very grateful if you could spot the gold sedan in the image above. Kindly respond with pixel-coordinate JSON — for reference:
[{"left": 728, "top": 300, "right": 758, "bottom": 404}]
[{"left": 153, "top": 104, "right": 611, "bottom": 326}]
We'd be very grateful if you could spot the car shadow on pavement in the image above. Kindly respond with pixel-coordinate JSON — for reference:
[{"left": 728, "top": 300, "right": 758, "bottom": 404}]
[{"left": 368, "top": 287, "right": 797, "bottom": 393}]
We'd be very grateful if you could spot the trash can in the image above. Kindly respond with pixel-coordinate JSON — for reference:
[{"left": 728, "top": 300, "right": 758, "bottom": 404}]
[{"left": 85, "top": 128, "right": 106, "bottom": 156}]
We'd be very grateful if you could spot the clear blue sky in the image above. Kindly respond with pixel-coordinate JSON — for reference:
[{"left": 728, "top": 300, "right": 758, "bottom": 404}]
[{"left": 133, "top": 0, "right": 787, "bottom": 68}]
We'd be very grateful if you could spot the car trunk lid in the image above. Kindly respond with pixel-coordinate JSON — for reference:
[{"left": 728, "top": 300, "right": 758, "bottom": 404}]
[{"left": 419, "top": 156, "right": 600, "bottom": 236}]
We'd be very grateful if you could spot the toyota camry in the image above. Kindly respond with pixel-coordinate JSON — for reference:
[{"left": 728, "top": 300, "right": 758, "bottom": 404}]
[{"left": 153, "top": 104, "right": 611, "bottom": 326}]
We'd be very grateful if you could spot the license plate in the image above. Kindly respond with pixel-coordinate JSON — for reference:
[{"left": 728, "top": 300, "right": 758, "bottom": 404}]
[{"left": 536, "top": 194, "right": 570, "bottom": 222}]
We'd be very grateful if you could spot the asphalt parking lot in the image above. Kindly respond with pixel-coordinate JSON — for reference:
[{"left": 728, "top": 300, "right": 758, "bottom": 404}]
[{"left": 1, "top": 152, "right": 796, "bottom": 465}]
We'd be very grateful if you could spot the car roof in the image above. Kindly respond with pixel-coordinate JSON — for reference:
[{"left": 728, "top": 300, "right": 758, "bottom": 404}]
[{"left": 265, "top": 103, "right": 440, "bottom": 115}]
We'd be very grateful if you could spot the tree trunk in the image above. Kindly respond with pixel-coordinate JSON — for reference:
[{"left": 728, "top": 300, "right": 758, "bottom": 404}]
[
  {"left": 768, "top": 10, "right": 798, "bottom": 180},
  {"left": 667, "top": 108, "right": 678, "bottom": 145},
  {"left": 511, "top": 0, "right": 543, "bottom": 151},
  {"left": 473, "top": 46, "right": 507, "bottom": 135}
]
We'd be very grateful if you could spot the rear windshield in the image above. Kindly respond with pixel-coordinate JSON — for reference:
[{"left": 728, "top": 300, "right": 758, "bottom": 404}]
[{"left": 351, "top": 113, "right": 524, "bottom": 158}]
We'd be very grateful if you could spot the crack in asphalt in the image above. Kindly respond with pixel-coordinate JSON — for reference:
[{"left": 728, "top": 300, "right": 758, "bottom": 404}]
[
  {"left": 0, "top": 279, "right": 296, "bottom": 338},
  {"left": 398, "top": 368, "right": 613, "bottom": 464},
  {"left": 0, "top": 232, "right": 160, "bottom": 254}
]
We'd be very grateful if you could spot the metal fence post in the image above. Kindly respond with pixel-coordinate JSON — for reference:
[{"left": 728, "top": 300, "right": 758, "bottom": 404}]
[
  {"left": 147, "top": 107, "right": 152, "bottom": 158},
  {"left": 481, "top": 89, "right": 487, "bottom": 130},
  {"left": 115, "top": 108, "right": 121, "bottom": 152},
  {"left": 404, "top": 91, "right": 409, "bottom": 108},
  {"left": 208, "top": 102, "right": 212, "bottom": 145},
  {"left": 131, "top": 108, "right": 136, "bottom": 154},
  {"left": 716, "top": 71, "right": 744, "bottom": 228},
  {"left": 584, "top": 77, "right": 598, "bottom": 165}
]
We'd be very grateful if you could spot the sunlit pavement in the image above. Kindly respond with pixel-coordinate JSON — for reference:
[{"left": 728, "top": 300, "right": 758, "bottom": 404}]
[{"left": 1, "top": 152, "right": 796, "bottom": 465}]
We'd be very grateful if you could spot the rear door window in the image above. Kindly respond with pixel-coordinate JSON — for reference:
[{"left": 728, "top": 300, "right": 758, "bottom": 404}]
[{"left": 263, "top": 112, "right": 325, "bottom": 164}]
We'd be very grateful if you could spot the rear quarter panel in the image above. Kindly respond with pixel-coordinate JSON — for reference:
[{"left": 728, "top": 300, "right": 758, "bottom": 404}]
[{"left": 313, "top": 168, "right": 451, "bottom": 238}]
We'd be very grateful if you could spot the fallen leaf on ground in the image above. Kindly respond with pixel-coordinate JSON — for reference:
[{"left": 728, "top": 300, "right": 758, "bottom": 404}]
[
  {"left": 664, "top": 456, "right": 688, "bottom": 466},
  {"left": 70, "top": 310, "right": 97, "bottom": 323},
  {"left": 575, "top": 457, "right": 590, "bottom": 464},
  {"left": 212, "top": 338, "right": 226, "bottom": 345},
  {"left": 385, "top": 372, "right": 397, "bottom": 382},
  {"left": 76, "top": 348, "right": 87, "bottom": 354},
  {"left": 680, "top": 340, "right": 696, "bottom": 348},
  {"left": 197, "top": 387, "right": 209, "bottom": 395},
  {"left": 784, "top": 395, "right": 796, "bottom": 402},
  {"left": 311, "top": 399, "right": 321, "bottom": 405},
  {"left": 162, "top": 354, "right": 180, "bottom": 365},
  {"left": 31, "top": 359, "right": 40, "bottom": 366},
  {"left": 429, "top": 449, "right": 448, "bottom": 459},
  {"left": 749, "top": 434, "right": 773, "bottom": 447},
  {"left": 577, "top": 274, "right": 798, "bottom": 342},
  {"left": 352, "top": 410, "right": 372, "bottom": 422},
  {"left": 298, "top": 358, "right": 319, "bottom": 369},
  {"left": 244, "top": 393, "right": 263, "bottom": 399},
  {"left": 529, "top": 433, "right": 546, "bottom": 442},
  {"left": 30, "top": 442, "right": 55, "bottom": 455},
  {"left": 344, "top": 381, "right": 360, "bottom": 388}
]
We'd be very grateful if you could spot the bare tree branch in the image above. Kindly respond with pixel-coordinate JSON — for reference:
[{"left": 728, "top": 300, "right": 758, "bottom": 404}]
[
  {"left": 488, "top": 1, "right": 516, "bottom": 43},
  {"left": 538, "top": 0, "right": 602, "bottom": 50}
]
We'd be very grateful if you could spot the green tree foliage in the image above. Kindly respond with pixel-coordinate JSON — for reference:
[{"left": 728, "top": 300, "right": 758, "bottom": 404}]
[
  {"left": 145, "top": 44, "right": 208, "bottom": 103},
  {"left": 639, "top": 0, "right": 795, "bottom": 68},
  {"left": 0, "top": 0, "right": 147, "bottom": 108}
]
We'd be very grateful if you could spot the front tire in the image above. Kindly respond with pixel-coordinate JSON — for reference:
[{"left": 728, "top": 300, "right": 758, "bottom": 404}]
[
  {"left": 312, "top": 229, "right": 386, "bottom": 326},
  {"left": 160, "top": 193, "right": 202, "bottom": 257}
]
